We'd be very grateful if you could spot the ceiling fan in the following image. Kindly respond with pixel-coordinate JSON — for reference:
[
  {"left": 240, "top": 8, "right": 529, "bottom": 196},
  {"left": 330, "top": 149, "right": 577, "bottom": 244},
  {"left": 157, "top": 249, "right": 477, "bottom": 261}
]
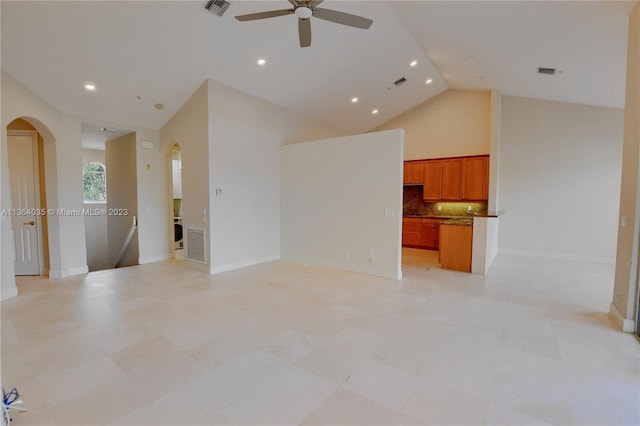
[{"left": 235, "top": 0, "right": 373, "bottom": 48}]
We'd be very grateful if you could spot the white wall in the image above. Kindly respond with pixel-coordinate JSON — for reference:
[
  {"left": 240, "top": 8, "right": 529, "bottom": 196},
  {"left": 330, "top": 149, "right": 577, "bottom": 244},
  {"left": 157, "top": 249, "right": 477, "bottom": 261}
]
[
  {"left": 106, "top": 133, "right": 139, "bottom": 268},
  {"left": 612, "top": 1, "right": 640, "bottom": 330},
  {"left": 499, "top": 96, "right": 624, "bottom": 262},
  {"left": 82, "top": 149, "right": 109, "bottom": 271},
  {"left": 207, "top": 79, "right": 343, "bottom": 273},
  {"left": 281, "top": 130, "right": 404, "bottom": 280},
  {"left": 375, "top": 89, "right": 491, "bottom": 159},
  {"left": 135, "top": 129, "right": 169, "bottom": 265},
  {"left": 2, "top": 72, "right": 90, "bottom": 300},
  {"left": 160, "top": 81, "right": 211, "bottom": 273}
]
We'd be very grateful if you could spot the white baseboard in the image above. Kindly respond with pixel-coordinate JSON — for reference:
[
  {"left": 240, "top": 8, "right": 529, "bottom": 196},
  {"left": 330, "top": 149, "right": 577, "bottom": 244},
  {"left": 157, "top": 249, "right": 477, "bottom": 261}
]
[
  {"left": 49, "top": 265, "right": 89, "bottom": 278},
  {"left": 211, "top": 255, "right": 280, "bottom": 274},
  {"left": 282, "top": 256, "right": 402, "bottom": 280},
  {"left": 67, "top": 265, "right": 89, "bottom": 276},
  {"left": 182, "top": 260, "right": 210, "bottom": 275},
  {"left": 498, "top": 248, "right": 614, "bottom": 265},
  {"left": 49, "top": 269, "right": 63, "bottom": 278},
  {"left": 139, "top": 254, "right": 171, "bottom": 264},
  {"left": 1, "top": 285, "right": 18, "bottom": 301},
  {"left": 610, "top": 303, "right": 636, "bottom": 333}
]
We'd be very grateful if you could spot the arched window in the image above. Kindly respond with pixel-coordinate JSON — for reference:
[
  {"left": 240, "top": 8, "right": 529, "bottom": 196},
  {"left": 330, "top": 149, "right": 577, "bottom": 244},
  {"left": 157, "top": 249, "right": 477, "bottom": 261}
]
[{"left": 83, "top": 161, "right": 107, "bottom": 202}]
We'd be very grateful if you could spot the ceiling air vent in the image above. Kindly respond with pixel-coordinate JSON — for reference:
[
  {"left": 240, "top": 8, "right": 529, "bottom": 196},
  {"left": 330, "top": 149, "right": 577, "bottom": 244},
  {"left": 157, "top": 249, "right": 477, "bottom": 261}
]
[
  {"left": 394, "top": 77, "right": 407, "bottom": 86},
  {"left": 204, "top": 0, "right": 230, "bottom": 17},
  {"left": 538, "top": 67, "right": 557, "bottom": 75}
]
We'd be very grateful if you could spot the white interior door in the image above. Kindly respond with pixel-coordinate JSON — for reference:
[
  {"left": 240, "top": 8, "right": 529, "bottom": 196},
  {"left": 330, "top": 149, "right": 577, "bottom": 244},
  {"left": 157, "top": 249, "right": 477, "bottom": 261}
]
[{"left": 8, "top": 132, "right": 40, "bottom": 275}]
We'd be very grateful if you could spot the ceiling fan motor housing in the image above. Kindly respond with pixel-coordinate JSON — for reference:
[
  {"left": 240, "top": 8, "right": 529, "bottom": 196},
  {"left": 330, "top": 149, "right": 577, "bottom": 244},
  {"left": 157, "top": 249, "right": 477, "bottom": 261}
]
[{"left": 295, "top": 6, "right": 313, "bottom": 19}]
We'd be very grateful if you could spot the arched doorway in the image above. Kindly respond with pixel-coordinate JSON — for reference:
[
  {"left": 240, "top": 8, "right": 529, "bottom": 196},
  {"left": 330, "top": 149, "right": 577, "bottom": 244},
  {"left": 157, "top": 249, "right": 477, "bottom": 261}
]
[
  {"left": 6, "top": 118, "right": 52, "bottom": 276},
  {"left": 170, "top": 143, "right": 183, "bottom": 259}
]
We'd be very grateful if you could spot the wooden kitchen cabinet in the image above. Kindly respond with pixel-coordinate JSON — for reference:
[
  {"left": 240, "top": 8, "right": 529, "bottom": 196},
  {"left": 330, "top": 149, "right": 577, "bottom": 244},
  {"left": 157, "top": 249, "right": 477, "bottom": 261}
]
[
  {"left": 442, "top": 159, "right": 462, "bottom": 200},
  {"left": 423, "top": 160, "right": 443, "bottom": 200},
  {"left": 402, "top": 218, "right": 422, "bottom": 247},
  {"left": 403, "top": 161, "right": 424, "bottom": 184},
  {"left": 420, "top": 155, "right": 489, "bottom": 201},
  {"left": 421, "top": 219, "right": 440, "bottom": 249},
  {"left": 462, "top": 156, "right": 489, "bottom": 201},
  {"left": 439, "top": 223, "right": 473, "bottom": 272}
]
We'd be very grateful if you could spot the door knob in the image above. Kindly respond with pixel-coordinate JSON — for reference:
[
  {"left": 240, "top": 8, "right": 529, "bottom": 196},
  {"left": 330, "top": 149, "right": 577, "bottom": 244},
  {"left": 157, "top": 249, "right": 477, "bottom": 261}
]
[{"left": 24, "top": 221, "right": 35, "bottom": 226}]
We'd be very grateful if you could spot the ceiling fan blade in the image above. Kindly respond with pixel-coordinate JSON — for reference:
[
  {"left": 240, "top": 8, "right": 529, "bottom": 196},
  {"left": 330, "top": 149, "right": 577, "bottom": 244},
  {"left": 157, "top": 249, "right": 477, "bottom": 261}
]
[
  {"left": 312, "top": 8, "right": 373, "bottom": 29},
  {"left": 288, "top": 0, "right": 300, "bottom": 6},
  {"left": 298, "top": 18, "right": 311, "bottom": 47},
  {"left": 235, "top": 9, "right": 294, "bottom": 22},
  {"left": 310, "top": 0, "right": 325, "bottom": 6}
]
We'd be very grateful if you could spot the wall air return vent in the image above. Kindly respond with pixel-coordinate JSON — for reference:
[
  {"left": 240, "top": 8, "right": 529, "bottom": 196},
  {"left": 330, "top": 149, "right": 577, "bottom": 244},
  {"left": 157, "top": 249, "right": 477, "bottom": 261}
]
[
  {"left": 204, "top": 0, "right": 230, "bottom": 17},
  {"left": 538, "top": 67, "right": 557, "bottom": 75},
  {"left": 186, "top": 227, "right": 206, "bottom": 263}
]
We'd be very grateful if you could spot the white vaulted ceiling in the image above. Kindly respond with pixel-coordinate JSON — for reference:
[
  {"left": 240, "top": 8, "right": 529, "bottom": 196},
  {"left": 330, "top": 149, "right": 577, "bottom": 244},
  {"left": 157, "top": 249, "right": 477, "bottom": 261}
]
[{"left": 1, "top": 1, "right": 635, "bottom": 137}]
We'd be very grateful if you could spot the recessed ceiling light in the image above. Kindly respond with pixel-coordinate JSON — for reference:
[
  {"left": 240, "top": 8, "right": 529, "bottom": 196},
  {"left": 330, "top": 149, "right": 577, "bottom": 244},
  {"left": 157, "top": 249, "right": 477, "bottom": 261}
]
[
  {"left": 425, "top": 78, "right": 433, "bottom": 85},
  {"left": 257, "top": 58, "right": 266, "bottom": 66},
  {"left": 351, "top": 97, "right": 359, "bottom": 104},
  {"left": 155, "top": 103, "right": 164, "bottom": 110},
  {"left": 372, "top": 109, "right": 379, "bottom": 115},
  {"left": 410, "top": 60, "right": 418, "bottom": 67},
  {"left": 84, "top": 83, "right": 96, "bottom": 91},
  {"left": 468, "top": 56, "right": 476, "bottom": 61},
  {"left": 476, "top": 76, "right": 484, "bottom": 80}
]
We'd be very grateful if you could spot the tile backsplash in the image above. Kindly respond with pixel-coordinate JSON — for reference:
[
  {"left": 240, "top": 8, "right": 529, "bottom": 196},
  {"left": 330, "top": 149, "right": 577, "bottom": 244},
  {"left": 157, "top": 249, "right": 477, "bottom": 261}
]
[{"left": 403, "top": 186, "right": 487, "bottom": 216}]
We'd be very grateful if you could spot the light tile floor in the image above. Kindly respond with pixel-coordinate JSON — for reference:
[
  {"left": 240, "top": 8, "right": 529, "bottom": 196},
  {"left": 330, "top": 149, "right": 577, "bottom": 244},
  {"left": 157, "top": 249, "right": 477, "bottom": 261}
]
[{"left": 1, "top": 249, "right": 638, "bottom": 425}]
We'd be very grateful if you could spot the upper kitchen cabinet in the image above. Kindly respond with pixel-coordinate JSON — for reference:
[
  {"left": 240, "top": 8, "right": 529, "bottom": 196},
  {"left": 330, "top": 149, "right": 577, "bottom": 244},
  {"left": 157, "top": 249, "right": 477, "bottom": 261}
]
[
  {"left": 442, "top": 159, "right": 462, "bottom": 200},
  {"left": 462, "top": 156, "right": 489, "bottom": 201},
  {"left": 420, "top": 155, "right": 489, "bottom": 201},
  {"left": 403, "top": 160, "right": 424, "bottom": 184},
  {"left": 423, "top": 160, "right": 443, "bottom": 200}
]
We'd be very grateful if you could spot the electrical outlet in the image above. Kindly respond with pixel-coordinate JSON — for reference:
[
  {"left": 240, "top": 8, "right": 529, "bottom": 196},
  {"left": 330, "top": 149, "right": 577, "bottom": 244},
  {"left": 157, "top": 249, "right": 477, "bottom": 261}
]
[{"left": 216, "top": 188, "right": 223, "bottom": 196}]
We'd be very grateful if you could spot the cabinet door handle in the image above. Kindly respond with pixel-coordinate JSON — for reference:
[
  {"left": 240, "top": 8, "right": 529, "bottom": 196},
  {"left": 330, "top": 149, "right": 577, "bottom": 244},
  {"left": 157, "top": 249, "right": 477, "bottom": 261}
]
[{"left": 24, "top": 221, "right": 35, "bottom": 226}]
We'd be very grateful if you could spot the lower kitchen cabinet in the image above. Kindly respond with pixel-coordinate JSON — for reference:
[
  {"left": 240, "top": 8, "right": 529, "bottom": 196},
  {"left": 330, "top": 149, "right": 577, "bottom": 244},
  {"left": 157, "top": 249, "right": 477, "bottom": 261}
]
[
  {"left": 402, "top": 218, "right": 422, "bottom": 247},
  {"left": 439, "top": 223, "right": 473, "bottom": 272},
  {"left": 403, "top": 217, "right": 441, "bottom": 249},
  {"left": 421, "top": 219, "right": 440, "bottom": 249}
]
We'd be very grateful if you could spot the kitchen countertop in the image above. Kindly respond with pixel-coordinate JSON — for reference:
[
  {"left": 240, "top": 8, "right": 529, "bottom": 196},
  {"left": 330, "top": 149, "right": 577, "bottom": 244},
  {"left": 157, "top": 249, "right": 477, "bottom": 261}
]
[
  {"left": 440, "top": 218, "right": 474, "bottom": 226},
  {"left": 403, "top": 214, "right": 499, "bottom": 219}
]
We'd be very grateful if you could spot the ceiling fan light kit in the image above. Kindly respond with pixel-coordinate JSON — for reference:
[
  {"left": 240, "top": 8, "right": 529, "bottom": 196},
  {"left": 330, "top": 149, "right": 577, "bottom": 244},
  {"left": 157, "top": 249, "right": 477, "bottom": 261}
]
[{"left": 234, "top": 0, "right": 373, "bottom": 48}]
